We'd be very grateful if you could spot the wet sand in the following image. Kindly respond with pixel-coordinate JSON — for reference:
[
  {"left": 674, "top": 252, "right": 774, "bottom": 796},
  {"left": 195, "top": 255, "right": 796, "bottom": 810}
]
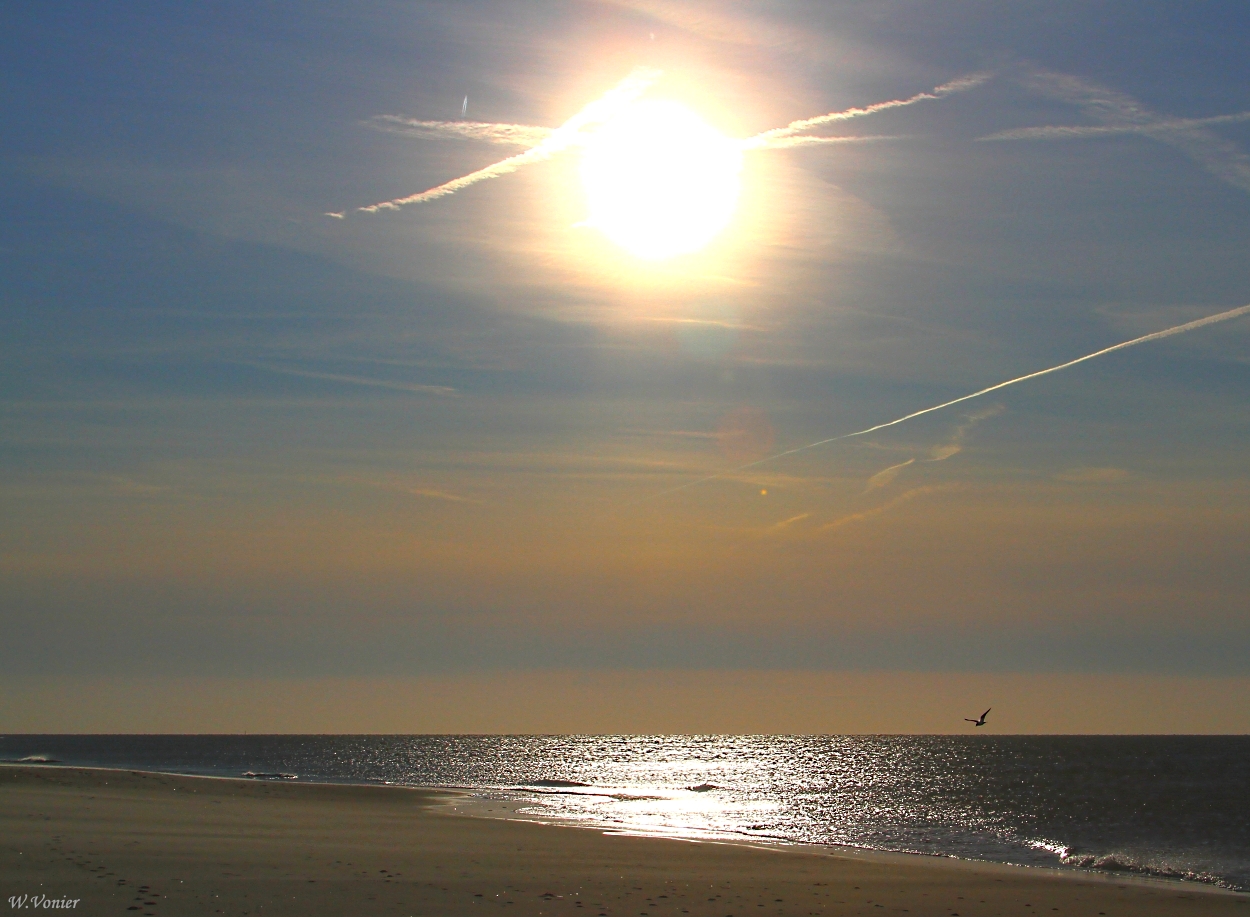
[{"left": 2, "top": 765, "right": 1246, "bottom": 917}]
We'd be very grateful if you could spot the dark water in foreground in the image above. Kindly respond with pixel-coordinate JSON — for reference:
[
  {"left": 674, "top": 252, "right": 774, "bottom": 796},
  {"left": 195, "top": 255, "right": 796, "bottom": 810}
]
[{"left": 3, "top": 735, "right": 1247, "bottom": 892}]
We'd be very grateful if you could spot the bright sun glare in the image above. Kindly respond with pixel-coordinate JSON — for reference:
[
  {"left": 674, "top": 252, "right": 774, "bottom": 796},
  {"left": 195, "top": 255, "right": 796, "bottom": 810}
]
[{"left": 580, "top": 100, "right": 743, "bottom": 261}]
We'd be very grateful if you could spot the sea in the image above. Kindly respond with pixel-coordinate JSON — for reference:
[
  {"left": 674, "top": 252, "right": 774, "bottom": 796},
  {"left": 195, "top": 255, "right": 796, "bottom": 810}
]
[{"left": 3, "top": 735, "right": 1247, "bottom": 893}]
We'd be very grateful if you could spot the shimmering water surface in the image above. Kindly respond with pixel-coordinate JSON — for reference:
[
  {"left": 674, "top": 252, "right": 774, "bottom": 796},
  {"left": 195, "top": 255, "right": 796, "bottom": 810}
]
[{"left": 3, "top": 735, "right": 1247, "bottom": 891}]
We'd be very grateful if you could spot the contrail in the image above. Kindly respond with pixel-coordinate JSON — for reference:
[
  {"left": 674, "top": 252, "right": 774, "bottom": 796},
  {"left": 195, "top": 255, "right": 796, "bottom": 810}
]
[
  {"left": 356, "top": 145, "right": 551, "bottom": 211},
  {"left": 861, "top": 405, "right": 1003, "bottom": 491},
  {"left": 748, "top": 133, "right": 905, "bottom": 150},
  {"left": 231, "top": 361, "right": 457, "bottom": 395},
  {"left": 979, "top": 110, "right": 1250, "bottom": 142},
  {"left": 367, "top": 116, "right": 555, "bottom": 146},
  {"left": 405, "top": 487, "right": 483, "bottom": 505},
  {"left": 652, "top": 303, "right": 1250, "bottom": 499},
  {"left": 820, "top": 484, "right": 959, "bottom": 532},
  {"left": 763, "top": 512, "right": 811, "bottom": 534},
  {"left": 342, "top": 71, "right": 985, "bottom": 217},
  {"left": 740, "top": 72, "right": 990, "bottom": 151},
  {"left": 356, "top": 66, "right": 662, "bottom": 214},
  {"left": 864, "top": 458, "right": 915, "bottom": 492},
  {"left": 994, "top": 68, "right": 1250, "bottom": 194}
]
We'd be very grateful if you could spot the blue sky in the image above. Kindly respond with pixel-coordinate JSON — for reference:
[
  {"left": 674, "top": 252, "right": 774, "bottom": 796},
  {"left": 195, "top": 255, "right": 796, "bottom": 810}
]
[{"left": 3, "top": 2, "right": 1249, "bottom": 731}]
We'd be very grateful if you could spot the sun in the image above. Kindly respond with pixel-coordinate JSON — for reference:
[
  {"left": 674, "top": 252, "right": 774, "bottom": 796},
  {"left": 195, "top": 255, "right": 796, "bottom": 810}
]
[{"left": 579, "top": 100, "right": 743, "bottom": 260}]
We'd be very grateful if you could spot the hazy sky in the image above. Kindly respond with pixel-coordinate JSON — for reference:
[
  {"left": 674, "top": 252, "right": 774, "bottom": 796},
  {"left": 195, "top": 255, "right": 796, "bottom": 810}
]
[{"left": 3, "top": 1, "right": 1249, "bottom": 732}]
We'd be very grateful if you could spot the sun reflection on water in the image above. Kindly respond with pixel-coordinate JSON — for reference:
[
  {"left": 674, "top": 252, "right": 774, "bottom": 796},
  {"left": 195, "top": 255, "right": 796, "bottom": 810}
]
[{"left": 13, "top": 734, "right": 1241, "bottom": 889}]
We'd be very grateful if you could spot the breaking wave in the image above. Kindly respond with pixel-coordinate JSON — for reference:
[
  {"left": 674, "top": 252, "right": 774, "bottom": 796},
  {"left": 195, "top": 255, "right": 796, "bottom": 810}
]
[
  {"left": 4, "top": 735, "right": 1247, "bottom": 892},
  {"left": 1026, "top": 839, "right": 1234, "bottom": 890}
]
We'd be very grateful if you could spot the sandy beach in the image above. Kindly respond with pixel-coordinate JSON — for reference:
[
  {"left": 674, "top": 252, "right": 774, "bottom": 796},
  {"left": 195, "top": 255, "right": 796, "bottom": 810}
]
[{"left": 2, "top": 766, "right": 1245, "bottom": 917}]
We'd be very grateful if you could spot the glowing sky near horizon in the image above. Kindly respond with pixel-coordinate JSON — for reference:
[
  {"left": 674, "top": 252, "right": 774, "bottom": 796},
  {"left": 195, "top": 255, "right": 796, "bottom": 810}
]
[{"left": 2, "top": 1, "right": 1250, "bottom": 732}]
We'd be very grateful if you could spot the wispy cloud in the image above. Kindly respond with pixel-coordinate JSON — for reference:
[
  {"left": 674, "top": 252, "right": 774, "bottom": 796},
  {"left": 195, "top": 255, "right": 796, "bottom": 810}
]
[
  {"left": 232, "top": 361, "right": 457, "bottom": 396},
  {"left": 619, "top": 428, "right": 721, "bottom": 440},
  {"left": 820, "top": 484, "right": 960, "bottom": 532},
  {"left": 403, "top": 487, "right": 484, "bottom": 504},
  {"left": 339, "top": 473, "right": 487, "bottom": 505},
  {"left": 105, "top": 476, "right": 174, "bottom": 497},
  {"left": 927, "top": 403, "right": 1005, "bottom": 463},
  {"left": 862, "top": 405, "right": 1002, "bottom": 492},
  {"left": 865, "top": 458, "right": 915, "bottom": 492},
  {"left": 640, "top": 316, "right": 757, "bottom": 330},
  {"left": 656, "top": 303, "right": 1250, "bottom": 498},
  {"left": 366, "top": 116, "right": 554, "bottom": 146},
  {"left": 1054, "top": 467, "right": 1130, "bottom": 485},
  {"left": 981, "top": 68, "right": 1250, "bottom": 193},
  {"left": 592, "top": 0, "right": 819, "bottom": 51},
  {"left": 980, "top": 111, "right": 1250, "bottom": 142},
  {"left": 764, "top": 512, "right": 811, "bottom": 534}
]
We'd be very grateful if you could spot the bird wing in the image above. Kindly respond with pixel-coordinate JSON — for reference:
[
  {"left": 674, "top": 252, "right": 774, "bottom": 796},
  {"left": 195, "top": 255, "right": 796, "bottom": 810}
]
[
  {"left": 964, "top": 718, "right": 978, "bottom": 723},
  {"left": 981, "top": 708, "right": 991, "bottom": 719}
]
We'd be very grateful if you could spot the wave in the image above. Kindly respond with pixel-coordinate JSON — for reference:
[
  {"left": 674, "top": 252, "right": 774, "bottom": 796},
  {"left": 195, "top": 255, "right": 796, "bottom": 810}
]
[
  {"left": 241, "top": 771, "right": 298, "bottom": 780},
  {"left": 1025, "top": 839, "right": 1237, "bottom": 891},
  {"left": 8, "top": 735, "right": 1246, "bottom": 893},
  {"left": 518, "top": 784, "right": 664, "bottom": 802},
  {"left": 12, "top": 755, "right": 60, "bottom": 763}
]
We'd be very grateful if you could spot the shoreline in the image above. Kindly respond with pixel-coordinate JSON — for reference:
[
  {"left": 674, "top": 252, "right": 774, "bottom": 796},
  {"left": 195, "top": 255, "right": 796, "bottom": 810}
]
[
  {"left": 7, "top": 762, "right": 1245, "bottom": 898},
  {"left": 4, "top": 764, "right": 1246, "bottom": 917},
  {"left": 447, "top": 790, "right": 1247, "bottom": 898}
]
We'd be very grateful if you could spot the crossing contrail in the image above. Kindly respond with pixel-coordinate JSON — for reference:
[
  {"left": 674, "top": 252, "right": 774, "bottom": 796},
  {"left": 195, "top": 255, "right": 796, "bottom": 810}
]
[
  {"left": 338, "top": 71, "right": 988, "bottom": 217},
  {"left": 740, "top": 72, "right": 990, "bottom": 151},
  {"left": 988, "top": 68, "right": 1250, "bottom": 195},
  {"left": 651, "top": 302, "right": 1250, "bottom": 499},
  {"left": 355, "top": 66, "right": 662, "bottom": 214},
  {"left": 366, "top": 116, "right": 555, "bottom": 146},
  {"left": 979, "top": 110, "right": 1250, "bottom": 142},
  {"left": 750, "top": 133, "right": 905, "bottom": 150}
]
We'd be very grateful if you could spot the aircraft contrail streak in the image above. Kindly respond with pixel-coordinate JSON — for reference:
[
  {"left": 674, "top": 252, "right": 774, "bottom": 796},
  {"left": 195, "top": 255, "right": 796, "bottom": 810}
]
[
  {"left": 1005, "top": 68, "right": 1250, "bottom": 195},
  {"left": 749, "top": 133, "right": 904, "bottom": 150},
  {"left": 979, "top": 110, "right": 1250, "bottom": 142},
  {"left": 356, "top": 66, "right": 661, "bottom": 214},
  {"left": 819, "top": 483, "right": 958, "bottom": 532},
  {"left": 651, "top": 303, "right": 1250, "bottom": 499},
  {"left": 341, "top": 71, "right": 986, "bottom": 217},
  {"left": 356, "top": 145, "right": 551, "bottom": 212},
  {"left": 367, "top": 116, "right": 555, "bottom": 146},
  {"left": 740, "top": 72, "right": 990, "bottom": 150},
  {"left": 231, "top": 361, "right": 457, "bottom": 395},
  {"left": 864, "top": 457, "right": 915, "bottom": 492}
]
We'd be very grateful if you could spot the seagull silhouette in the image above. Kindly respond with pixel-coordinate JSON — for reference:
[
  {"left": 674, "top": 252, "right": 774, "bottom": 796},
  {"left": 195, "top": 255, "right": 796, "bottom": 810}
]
[{"left": 964, "top": 708, "right": 991, "bottom": 727}]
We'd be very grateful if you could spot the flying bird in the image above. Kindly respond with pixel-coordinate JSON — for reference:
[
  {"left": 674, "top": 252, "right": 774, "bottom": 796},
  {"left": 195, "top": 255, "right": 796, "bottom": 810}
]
[
  {"left": 965, "top": 708, "right": 991, "bottom": 727},
  {"left": 461, "top": 95, "right": 468, "bottom": 118}
]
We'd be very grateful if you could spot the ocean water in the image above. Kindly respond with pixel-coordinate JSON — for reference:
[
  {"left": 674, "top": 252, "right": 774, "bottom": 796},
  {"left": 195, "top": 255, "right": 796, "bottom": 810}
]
[{"left": 3, "top": 735, "right": 1247, "bottom": 892}]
